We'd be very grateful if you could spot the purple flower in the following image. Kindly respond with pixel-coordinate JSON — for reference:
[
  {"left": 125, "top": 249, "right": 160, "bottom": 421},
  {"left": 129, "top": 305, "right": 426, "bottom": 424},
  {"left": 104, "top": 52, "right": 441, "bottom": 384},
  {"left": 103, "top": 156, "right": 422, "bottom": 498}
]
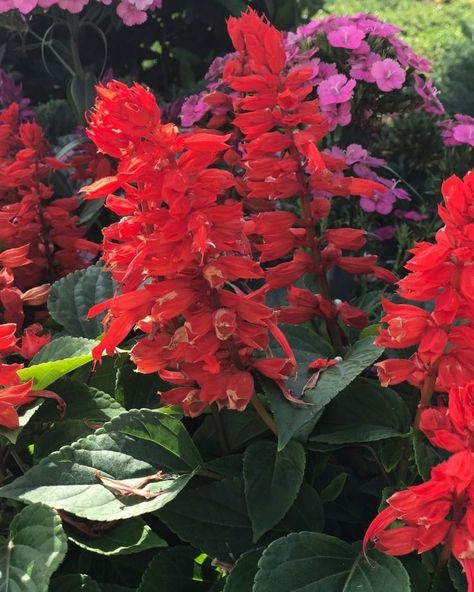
[
  {"left": 375, "top": 225, "right": 396, "bottom": 241},
  {"left": 180, "top": 94, "right": 210, "bottom": 127},
  {"left": 354, "top": 164, "right": 409, "bottom": 215},
  {"left": 396, "top": 210, "right": 428, "bottom": 222},
  {"left": 327, "top": 25, "right": 365, "bottom": 50},
  {"left": 317, "top": 74, "right": 356, "bottom": 106},
  {"left": 370, "top": 59, "right": 406, "bottom": 92},
  {"left": 360, "top": 190, "right": 396, "bottom": 215}
]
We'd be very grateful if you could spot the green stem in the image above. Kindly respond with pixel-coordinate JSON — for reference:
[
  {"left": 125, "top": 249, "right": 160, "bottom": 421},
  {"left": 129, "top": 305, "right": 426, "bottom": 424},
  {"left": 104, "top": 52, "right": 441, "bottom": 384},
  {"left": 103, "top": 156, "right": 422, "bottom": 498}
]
[{"left": 67, "top": 14, "right": 84, "bottom": 76}]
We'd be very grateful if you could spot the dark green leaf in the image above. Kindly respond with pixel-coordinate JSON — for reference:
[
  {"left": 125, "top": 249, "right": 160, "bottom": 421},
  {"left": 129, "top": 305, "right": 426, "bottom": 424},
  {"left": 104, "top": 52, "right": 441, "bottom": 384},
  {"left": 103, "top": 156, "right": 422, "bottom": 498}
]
[
  {"left": 310, "top": 378, "right": 411, "bottom": 445},
  {"left": 223, "top": 549, "right": 262, "bottom": 592},
  {"left": 449, "top": 559, "right": 467, "bottom": 592},
  {"left": 69, "top": 71, "right": 97, "bottom": 124},
  {"left": 158, "top": 477, "right": 253, "bottom": 562},
  {"left": 0, "top": 503, "right": 67, "bottom": 592},
  {"left": 34, "top": 378, "right": 124, "bottom": 458},
  {"left": 414, "top": 431, "right": 449, "bottom": 480},
  {"left": 267, "top": 337, "right": 384, "bottom": 449},
  {"left": 48, "top": 265, "right": 115, "bottom": 338},
  {"left": 243, "top": 440, "right": 305, "bottom": 541},
  {"left": 319, "top": 473, "right": 348, "bottom": 503},
  {"left": 138, "top": 547, "right": 216, "bottom": 592},
  {"left": 403, "top": 558, "right": 430, "bottom": 592},
  {"left": 50, "top": 574, "right": 102, "bottom": 592},
  {"left": 0, "top": 409, "right": 202, "bottom": 521},
  {"left": 193, "top": 408, "right": 268, "bottom": 456},
  {"left": 68, "top": 517, "right": 166, "bottom": 556},
  {"left": 253, "top": 533, "right": 411, "bottom": 592},
  {"left": 18, "top": 337, "right": 97, "bottom": 390}
]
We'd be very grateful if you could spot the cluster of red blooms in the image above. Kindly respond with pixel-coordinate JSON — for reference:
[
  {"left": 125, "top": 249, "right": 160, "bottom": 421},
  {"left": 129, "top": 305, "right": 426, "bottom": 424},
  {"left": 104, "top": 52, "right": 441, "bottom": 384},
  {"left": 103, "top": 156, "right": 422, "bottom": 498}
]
[
  {"left": 0, "top": 103, "right": 100, "bottom": 290},
  {"left": 83, "top": 11, "right": 395, "bottom": 416},
  {"left": 365, "top": 171, "right": 474, "bottom": 588},
  {"left": 0, "top": 322, "right": 63, "bottom": 428},
  {"left": 0, "top": 105, "right": 104, "bottom": 428}
]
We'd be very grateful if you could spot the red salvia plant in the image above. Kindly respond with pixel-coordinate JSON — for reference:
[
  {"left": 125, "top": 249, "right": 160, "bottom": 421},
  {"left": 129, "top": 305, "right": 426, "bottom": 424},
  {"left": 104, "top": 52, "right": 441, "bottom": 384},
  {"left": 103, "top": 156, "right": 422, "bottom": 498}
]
[
  {"left": 0, "top": 103, "right": 100, "bottom": 291},
  {"left": 82, "top": 10, "right": 397, "bottom": 428},
  {"left": 365, "top": 171, "right": 474, "bottom": 589}
]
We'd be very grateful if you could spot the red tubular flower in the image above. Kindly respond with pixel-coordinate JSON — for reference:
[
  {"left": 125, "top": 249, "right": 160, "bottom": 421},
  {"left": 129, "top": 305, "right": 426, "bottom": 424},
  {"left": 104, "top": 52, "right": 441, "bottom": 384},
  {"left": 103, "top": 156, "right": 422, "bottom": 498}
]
[{"left": 84, "top": 80, "right": 296, "bottom": 415}]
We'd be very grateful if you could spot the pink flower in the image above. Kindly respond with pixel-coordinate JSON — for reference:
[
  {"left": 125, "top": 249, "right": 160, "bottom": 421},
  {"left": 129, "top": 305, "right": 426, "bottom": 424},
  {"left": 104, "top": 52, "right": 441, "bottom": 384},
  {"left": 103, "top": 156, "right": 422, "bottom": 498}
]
[
  {"left": 327, "top": 25, "right": 365, "bottom": 50},
  {"left": 349, "top": 52, "right": 379, "bottom": 83},
  {"left": 440, "top": 114, "right": 474, "bottom": 147},
  {"left": 413, "top": 74, "right": 445, "bottom": 115},
  {"left": 395, "top": 209, "right": 428, "bottom": 222},
  {"left": 180, "top": 94, "right": 210, "bottom": 127},
  {"left": 317, "top": 74, "right": 356, "bottom": 106},
  {"left": 453, "top": 125, "right": 474, "bottom": 147},
  {"left": 321, "top": 101, "right": 352, "bottom": 130},
  {"left": 370, "top": 59, "right": 406, "bottom": 92},
  {"left": 375, "top": 225, "right": 396, "bottom": 241}
]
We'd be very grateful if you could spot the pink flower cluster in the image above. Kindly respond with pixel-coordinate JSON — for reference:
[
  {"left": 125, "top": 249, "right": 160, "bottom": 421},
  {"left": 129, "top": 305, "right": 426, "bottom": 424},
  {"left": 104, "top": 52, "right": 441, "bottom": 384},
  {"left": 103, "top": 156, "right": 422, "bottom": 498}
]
[{"left": 0, "top": 0, "right": 162, "bottom": 25}]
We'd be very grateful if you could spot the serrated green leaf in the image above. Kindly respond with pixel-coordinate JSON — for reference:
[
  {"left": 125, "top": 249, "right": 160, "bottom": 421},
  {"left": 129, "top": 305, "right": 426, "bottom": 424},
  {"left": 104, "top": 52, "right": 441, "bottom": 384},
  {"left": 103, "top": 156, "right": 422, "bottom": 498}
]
[
  {"left": 266, "top": 337, "right": 384, "bottom": 449},
  {"left": 48, "top": 265, "right": 115, "bottom": 338},
  {"left": 243, "top": 440, "right": 305, "bottom": 541},
  {"left": 223, "top": 548, "right": 262, "bottom": 592},
  {"left": 68, "top": 517, "right": 166, "bottom": 556},
  {"left": 0, "top": 503, "right": 67, "bottom": 592},
  {"left": 18, "top": 337, "right": 97, "bottom": 390},
  {"left": 0, "top": 409, "right": 202, "bottom": 521},
  {"left": 253, "top": 533, "right": 411, "bottom": 592},
  {"left": 138, "top": 547, "right": 215, "bottom": 592},
  {"left": 310, "top": 378, "right": 411, "bottom": 445}
]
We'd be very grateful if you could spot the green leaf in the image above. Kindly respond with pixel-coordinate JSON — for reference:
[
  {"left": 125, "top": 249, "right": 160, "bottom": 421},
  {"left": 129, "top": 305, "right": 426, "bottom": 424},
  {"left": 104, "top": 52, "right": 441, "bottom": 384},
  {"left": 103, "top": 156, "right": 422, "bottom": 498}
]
[
  {"left": 50, "top": 574, "right": 102, "bottom": 592},
  {"left": 137, "top": 547, "right": 215, "bottom": 592},
  {"left": 253, "top": 533, "right": 411, "bottom": 592},
  {"left": 223, "top": 549, "right": 262, "bottom": 592},
  {"left": 243, "top": 440, "right": 305, "bottom": 541},
  {"left": 193, "top": 408, "right": 268, "bottom": 456},
  {"left": 18, "top": 337, "right": 97, "bottom": 390},
  {"left": 266, "top": 337, "right": 384, "bottom": 449},
  {"left": 48, "top": 265, "right": 115, "bottom": 338},
  {"left": 449, "top": 559, "right": 467, "bottom": 592},
  {"left": 414, "top": 431, "right": 449, "bottom": 481},
  {"left": 0, "top": 409, "right": 202, "bottom": 521},
  {"left": 310, "top": 378, "right": 411, "bottom": 445},
  {"left": 69, "top": 71, "right": 97, "bottom": 124},
  {"left": 319, "top": 473, "right": 348, "bottom": 503},
  {"left": 158, "top": 477, "right": 253, "bottom": 562},
  {"left": 67, "top": 517, "right": 166, "bottom": 556},
  {"left": 0, "top": 400, "right": 43, "bottom": 444},
  {"left": 33, "top": 378, "right": 124, "bottom": 458},
  {"left": 0, "top": 503, "right": 67, "bottom": 592},
  {"left": 213, "top": 0, "right": 247, "bottom": 16}
]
